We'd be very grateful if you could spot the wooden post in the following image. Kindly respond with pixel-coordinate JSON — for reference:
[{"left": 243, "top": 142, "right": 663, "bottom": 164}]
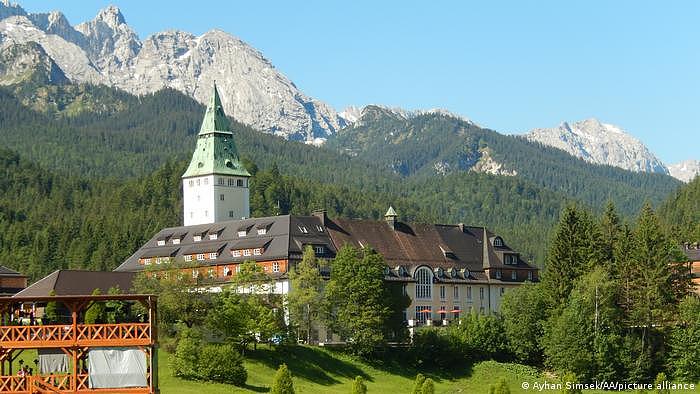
[{"left": 71, "top": 304, "right": 78, "bottom": 391}]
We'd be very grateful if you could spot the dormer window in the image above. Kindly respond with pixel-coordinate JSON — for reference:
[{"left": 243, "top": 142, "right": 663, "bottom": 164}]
[
  {"left": 253, "top": 248, "right": 262, "bottom": 256},
  {"left": 193, "top": 235, "right": 202, "bottom": 242},
  {"left": 157, "top": 240, "right": 166, "bottom": 246},
  {"left": 449, "top": 267, "right": 457, "bottom": 278},
  {"left": 316, "top": 225, "right": 324, "bottom": 232},
  {"left": 209, "top": 252, "right": 218, "bottom": 260},
  {"left": 298, "top": 225, "right": 308, "bottom": 234},
  {"left": 434, "top": 267, "right": 444, "bottom": 277},
  {"left": 243, "top": 249, "right": 252, "bottom": 257},
  {"left": 172, "top": 238, "right": 181, "bottom": 245},
  {"left": 232, "top": 250, "right": 241, "bottom": 257},
  {"left": 209, "top": 233, "right": 218, "bottom": 240},
  {"left": 257, "top": 228, "right": 267, "bottom": 235},
  {"left": 185, "top": 255, "right": 192, "bottom": 262},
  {"left": 143, "top": 258, "right": 151, "bottom": 265},
  {"left": 237, "top": 231, "right": 246, "bottom": 237},
  {"left": 494, "top": 237, "right": 503, "bottom": 247},
  {"left": 396, "top": 266, "right": 407, "bottom": 276},
  {"left": 196, "top": 253, "right": 205, "bottom": 261},
  {"left": 384, "top": 266, "right": 391, "bottom": 276}
]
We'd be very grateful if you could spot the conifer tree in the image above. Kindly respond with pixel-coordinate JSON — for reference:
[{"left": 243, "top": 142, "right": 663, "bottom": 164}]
[
  {"left": 351, "top": 376, "right": 367, "bottom": 394},
  {"left": 420, "top": 378, "right": 435, "bottom": 394},
  {"left": 270, "top": 363, "right": 294, "bottom": 394},
  {"left": 411, "top": 373, "right": 426, "bottom": 394},
  {"left": 288, "top": 246, "right": 324, "bottom": 343},
  {"left": 599, "top": 201, "right": 621, "bottom": 269}
]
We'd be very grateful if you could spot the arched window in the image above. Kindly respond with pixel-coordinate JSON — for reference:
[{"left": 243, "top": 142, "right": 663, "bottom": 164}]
[
  {"left": 493, "top": 237, "right": 503, "bottom": 247},
  {"left": 415, "top": 267, "right": 433, "bottom": 299}
]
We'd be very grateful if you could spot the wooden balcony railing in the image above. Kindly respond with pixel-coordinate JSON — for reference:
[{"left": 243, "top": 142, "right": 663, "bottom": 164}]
[
  {"left": 0, "top": 323, "right": 152, "bottom": 348},
  {"left": 0, "top": 374, "right": 152, "bottom": 393}
]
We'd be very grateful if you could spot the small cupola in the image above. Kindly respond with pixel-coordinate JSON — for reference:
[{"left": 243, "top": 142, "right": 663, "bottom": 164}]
[{"left": 384, "top": 206, "right": 398, "bottom": 230}]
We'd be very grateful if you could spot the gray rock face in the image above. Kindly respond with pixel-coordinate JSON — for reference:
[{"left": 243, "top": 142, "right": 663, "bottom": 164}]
[
  {"left": 0, "top": 40, "right": 68, "bottom": 85},
  {"left": 668, "top": 160, "right": 700, "bottom": 183},
  {"left": 526, "top": 118, "right": 669, "bottom": 174},
  {"left": 0, "top": 2, "right": 345, "bottom": 141}
]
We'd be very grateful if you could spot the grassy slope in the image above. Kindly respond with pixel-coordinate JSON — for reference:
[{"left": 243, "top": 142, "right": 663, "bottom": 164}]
[{"left": 10, "top": 346, "right": 700, "bottom": 393}]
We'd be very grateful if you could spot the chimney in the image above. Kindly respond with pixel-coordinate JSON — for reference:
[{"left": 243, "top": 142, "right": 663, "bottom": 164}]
[
  {"left": 312, "top": 209, "right": 328, "bottom": 226},
  {"left": 384, "top": 206, "right": 398, "bottom": 230}
]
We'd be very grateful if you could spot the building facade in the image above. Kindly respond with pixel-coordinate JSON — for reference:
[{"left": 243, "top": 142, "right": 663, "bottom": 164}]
[{"left": 118, "top": 86, "right": 539, "bottom": 331}]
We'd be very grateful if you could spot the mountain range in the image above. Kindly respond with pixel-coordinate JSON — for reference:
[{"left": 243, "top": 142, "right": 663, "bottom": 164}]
[{"left": 0, "top": 1, "right": 696, "bottom": 183}]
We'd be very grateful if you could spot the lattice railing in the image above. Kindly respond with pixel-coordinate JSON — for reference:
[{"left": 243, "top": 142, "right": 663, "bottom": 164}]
[
  {"left": 0, "top": 325, "right": 72, "bottom": 343},
  {"left": 76, "top": 323, "right": 150, "bottom": 342},
  {"left": 32, "top": 374, "right": 71, "bottom": 391},
  {"left": 0, "top": 376, "right": 28, "bottom": 393},
  {"left": 0, "top": 323, "right": 151, "bottom": 347}
]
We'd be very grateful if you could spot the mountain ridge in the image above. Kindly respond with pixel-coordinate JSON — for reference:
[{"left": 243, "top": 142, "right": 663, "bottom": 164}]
[{"left": 0, "top": 2, "right": 345, "bottom": 141}]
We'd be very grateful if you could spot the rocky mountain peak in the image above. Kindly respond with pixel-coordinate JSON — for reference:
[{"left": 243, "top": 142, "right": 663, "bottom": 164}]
[
  {"left": 526, "top": 119, "right": 669, "bottom": 174},
  {"left": 668, "top": 160, "right": 700, "bottom": 183},
  {"left": 95, "top": 5, "right": 126, "bottom": 28},
  {"left": 0, "top": 0, "right": 25, "bottom": 20}
]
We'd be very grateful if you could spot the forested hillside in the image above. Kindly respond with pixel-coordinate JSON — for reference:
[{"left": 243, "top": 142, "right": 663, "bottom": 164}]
[
  {"left": 658, "top": 176, "right": 700, "bottom": 241},
  {"left": 328, "top": 106, "right": 681, "bottom": 216},
  {"left": 0, "top": 81, "right": 686, "bottom": 279}
]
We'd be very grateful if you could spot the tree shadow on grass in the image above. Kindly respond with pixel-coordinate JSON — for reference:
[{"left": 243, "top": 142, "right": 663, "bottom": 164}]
[
  {"left": 359, "top": 347, "right": 476, "bottom": 384},
  {"left": 247, "top": 346, "right": 371, "bottom": 386},
  {"left": 242, "top": 383, "right": 269, "bottom": 392}
]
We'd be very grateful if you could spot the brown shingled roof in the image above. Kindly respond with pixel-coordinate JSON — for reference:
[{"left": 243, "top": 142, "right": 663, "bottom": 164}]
[{"left": 14, "top": 270, "right": 137, "bottom": 297}]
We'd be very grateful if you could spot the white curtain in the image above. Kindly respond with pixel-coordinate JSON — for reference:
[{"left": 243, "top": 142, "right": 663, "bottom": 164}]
[{"left": 88, "top": 347, "right": 147, "bottom": 388}]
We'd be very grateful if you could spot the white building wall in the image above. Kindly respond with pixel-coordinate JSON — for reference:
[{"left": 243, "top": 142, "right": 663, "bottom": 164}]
[{"left": 183, "top": 175, "right": 250, "bottom": 226}]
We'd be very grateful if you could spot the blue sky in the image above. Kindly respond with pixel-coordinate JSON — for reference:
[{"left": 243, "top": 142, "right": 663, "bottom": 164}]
[{"left": 18, "top": 0, "right": 699, "bottom": 164}]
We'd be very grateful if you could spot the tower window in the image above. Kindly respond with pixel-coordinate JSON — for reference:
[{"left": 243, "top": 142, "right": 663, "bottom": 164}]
[
  {"left": 228, "top": 179, "right": 235, "bottom": 187},
  {"left": 237, "top": 179, "right": 243, "bottom": 187},
  {"left": 196, "top": 179, "right": 201, "bottom": 186},
  {"left": 205, "top": 210, "right": 208, "bottom": 217},
  {"left": 203, "top": 178, "right": 208, "bottom": 185},
  {"left": 220, "top": 194, "right": 225, "bottom": 201},
  {"left": 218, "top": 178, "right": 224, "bottom": 185},
  {"left": 229, "top": 211, "right": 234, "bottom": 218},
  {"left": 189, "top": 180, "right": 194, "bottom": 187}
]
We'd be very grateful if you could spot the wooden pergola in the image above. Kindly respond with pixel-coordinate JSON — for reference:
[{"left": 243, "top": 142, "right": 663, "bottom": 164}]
[{"left": 0, "top": 294, "right": 158, "bottom": 393}]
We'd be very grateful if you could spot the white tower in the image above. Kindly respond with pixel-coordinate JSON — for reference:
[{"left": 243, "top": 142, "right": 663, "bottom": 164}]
[{"left": 182, "top": 84, "right": 251, "bottom": 226}]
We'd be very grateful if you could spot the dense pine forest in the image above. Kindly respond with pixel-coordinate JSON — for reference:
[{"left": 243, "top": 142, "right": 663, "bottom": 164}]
[{"left": 0, "top": 81, "right": 696, "bottom": 282}]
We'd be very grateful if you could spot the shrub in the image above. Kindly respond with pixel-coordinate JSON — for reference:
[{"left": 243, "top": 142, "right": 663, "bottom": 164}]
[
  {"left": 654, "top": 373, "right": 669, "bottom": 394},
  {"left": 560, "top": 372, "right": 581, "bottom": 394},
  {"left": 351, "top": 376, "right": 367, "bottom": 394},
  {"left": 420, "top": 378, "right": 435, "bottom": 394},
  {"left": 412, "top": 373, "right": 426, "bottom": 394},
  {"left": 271, "top": 363, "right": 294, "bottom": 394},
  {"left": 197, "top": 344, "right": 247, "bottom": 386},
  {"left": 411, "top": 329, "right": 460, "bottom": 369},
  {"left": 171, "top": 327, "right": 202, "bottom": 380}
]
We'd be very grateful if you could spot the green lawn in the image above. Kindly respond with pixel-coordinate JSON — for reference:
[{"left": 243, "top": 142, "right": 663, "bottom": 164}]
[
  {"left": 8, "top": 347, "right": 699, "bottom": 393},
  {"left": 158, "top": 346, "right": 700, "bottom": 394}
]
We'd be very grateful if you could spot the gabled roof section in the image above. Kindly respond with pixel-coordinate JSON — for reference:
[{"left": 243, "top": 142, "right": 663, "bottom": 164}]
[
  {"left": 0, "top": 265, "right": 25, "bottom": 277},
  {"left": 199, "top": 83, "right": 232, "bottom": 135},
  {"left": 14, "top": 270, "right": 136, "bottom": 297}
]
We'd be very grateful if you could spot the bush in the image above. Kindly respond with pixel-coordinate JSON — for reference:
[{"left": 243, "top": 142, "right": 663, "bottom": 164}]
[
  {"left": 411, "top": 329, "right": 460, "bottom": 369},
  {"left": 421, "top": 378, "right": 435, "bottom": 394},
  {"left": 197, "top": 344, "right": 247, "bottom": 386},
  {"left": 171, "top": 326, "right": 247, "bottom": 386},
  {"left": 271, "top": 363, "right": 294, "bottom": 394},
  {"left": 171, "top": 327, "right": 201, "bottom": 380},
  {"left": 351, "top": 376, "right": 367, "bottom": 394},
  {"left": 412, "top": 373, "right": 426, "bottom": 394}
]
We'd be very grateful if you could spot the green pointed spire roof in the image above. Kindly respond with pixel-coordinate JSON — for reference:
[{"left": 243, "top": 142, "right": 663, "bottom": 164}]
[
  {"left": 385, "top": 206, "right": 397, "bottom": 217},
  {"left": 199, "top": 82, "right": 232, "bottom": 135},
  {"left": 183, "top": 84, "right": 250, "bottom": 178}
]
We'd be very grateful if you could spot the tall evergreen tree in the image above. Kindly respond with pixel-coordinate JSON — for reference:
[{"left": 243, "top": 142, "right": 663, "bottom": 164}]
[
  {"left": 288, "top": 246, "right": 324, "bottom": 343},
  {"left": 599, "top": 201, "right": 621, "bottom": 269}
]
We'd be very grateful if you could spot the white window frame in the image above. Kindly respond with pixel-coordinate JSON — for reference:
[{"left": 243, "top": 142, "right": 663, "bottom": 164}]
[
  {"left": 209, "top": 233, "right": 218, "bottom": 240},
  {"left": 172, "top": 238, "right": 180, "bottom": 245},
  {"left": 209, "top": 252, "right": 218, "bottom": 260},
  {"left": 511, "top": 270, "right": 517, "bottom": 280},
  {"left": 243, "top": 249, "right": 252, "bottom": 257},
  {"left": 272, "top": 262, "right": 280, "bottom": 272},
  {"left": 196, "top": 253, "right": 205, "bottom": 261},
  {"left": 253, "top": 248, "right": 262, "bottom": 256},
  {"left": 479, "top": 287, "right": 484, "bottom": 300},
  {"left": 184, "top": 255, "right": 192, "bottom": 262},
  {"left": 157, "top": 240, "right": 165, "bottom": 246},
  {"left": 237, "top": 230, "right": 246, "bottom": 237},
  {"left": 143, "top": 258, "right": 151, "bottom": 265},
  {"left": 257, "top": 228, "right": 267, "bottom": 235},
  {"left": 494, "top": 237, "right": 503, "bottom": 247},
  {"left": 439, "top": 285, "right": 446, "bottom": 300},
  {"left": 496, "top": 270, "right": 502, "bottom": 279},
  {"left": 414, "top": 267, "right": 433, "bottom": 300},
  {"left": 193, "top": 235, "right": 202, "bottom": 242}
]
